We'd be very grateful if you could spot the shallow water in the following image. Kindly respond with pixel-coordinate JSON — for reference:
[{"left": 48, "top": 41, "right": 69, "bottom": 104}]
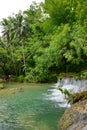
[{"left": 0, "top": 82, "right": 65, "bottom": 130}]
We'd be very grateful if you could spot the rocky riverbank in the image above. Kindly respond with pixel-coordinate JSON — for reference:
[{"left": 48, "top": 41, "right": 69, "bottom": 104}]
[{"left": 58, "top": 99, "right": 87, "bottom": 130}]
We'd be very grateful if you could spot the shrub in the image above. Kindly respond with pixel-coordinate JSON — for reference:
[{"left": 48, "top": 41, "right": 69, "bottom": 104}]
[{"left": 18, "top": 75, "right": 24, "bottom": 82}]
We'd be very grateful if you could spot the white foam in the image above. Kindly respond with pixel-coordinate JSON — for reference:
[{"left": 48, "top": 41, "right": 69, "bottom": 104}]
[{"left": 45, "top": 78, "right": 87, "bottom": 108}]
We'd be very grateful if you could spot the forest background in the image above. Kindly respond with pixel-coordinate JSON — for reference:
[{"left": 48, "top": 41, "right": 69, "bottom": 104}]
[{"left": 0, "top": 0, "right": 87, "bottom": 82}]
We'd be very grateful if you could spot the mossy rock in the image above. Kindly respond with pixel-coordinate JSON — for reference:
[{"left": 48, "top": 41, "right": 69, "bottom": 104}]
[
  {"left": 58, "top": 100, "right": 87, "bottom": 130},
  {"left": 0, "top": 83, "right": 5, "bottom": 89},
  {"left": 58, "top": 70, "right": 87, "bottom": 80},
  {"left": 58, "top": 72, "right": 79, "bottom": 80},
  {"left": 69, "top": 90, "right": 87, "bottom": 104}
]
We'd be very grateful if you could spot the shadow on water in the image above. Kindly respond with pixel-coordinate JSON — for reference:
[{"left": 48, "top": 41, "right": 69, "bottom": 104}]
[{"left": 0, "top": 83, "right": 66, "bottom": 130}]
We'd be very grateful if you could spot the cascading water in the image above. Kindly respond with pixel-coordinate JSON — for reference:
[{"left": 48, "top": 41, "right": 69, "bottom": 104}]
[{"left": 45, "top": 78, "right": 87, "bottom": 107}]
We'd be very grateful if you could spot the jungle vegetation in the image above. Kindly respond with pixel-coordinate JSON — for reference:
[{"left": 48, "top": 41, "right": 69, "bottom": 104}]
[{"left": 0, "top": 0, "right": 87, "bottom": 82}]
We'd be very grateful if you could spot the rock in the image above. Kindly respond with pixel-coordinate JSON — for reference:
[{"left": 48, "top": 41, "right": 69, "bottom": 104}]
[
  {"left": 58, "top": 100, "right": 87, "bottom": 130},
  {"left": 0, "top": 84, "right": 5, "bottom": 89},
  {"left": 69, "top": 90, "right": 87, "bottom": 104}
]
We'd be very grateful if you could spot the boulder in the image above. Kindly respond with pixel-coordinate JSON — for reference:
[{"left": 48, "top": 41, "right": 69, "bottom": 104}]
[{"left": 58, "top": 100, "right": 87, "bottom": 130}]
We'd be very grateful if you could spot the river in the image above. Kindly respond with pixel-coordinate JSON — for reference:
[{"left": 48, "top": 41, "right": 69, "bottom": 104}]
[{"left": 0, "top": 82, "right": 66, "bottom": 130}]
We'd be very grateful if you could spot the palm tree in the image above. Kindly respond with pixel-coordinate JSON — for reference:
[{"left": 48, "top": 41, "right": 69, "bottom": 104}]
[
  {"left": 1, "top": 12, "right": 27, "bottom": 76},
  {"left": 12, "top": 12, "right": 27, "bottom": 76}
]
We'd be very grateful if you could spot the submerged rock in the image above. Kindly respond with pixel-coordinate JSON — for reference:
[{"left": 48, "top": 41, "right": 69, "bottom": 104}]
[{"left": 58, "top": 100, "right": 87, "bottom": 130}]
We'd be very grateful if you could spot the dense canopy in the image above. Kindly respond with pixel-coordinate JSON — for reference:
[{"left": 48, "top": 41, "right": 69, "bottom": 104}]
[{"left": 0, "top": 0, "right": 87, "bottom": 82}]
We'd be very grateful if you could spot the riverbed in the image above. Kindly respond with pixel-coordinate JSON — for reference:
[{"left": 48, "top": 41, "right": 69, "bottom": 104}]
[{"left": 0, "top": 82, "right": 65, "bottom": 130}]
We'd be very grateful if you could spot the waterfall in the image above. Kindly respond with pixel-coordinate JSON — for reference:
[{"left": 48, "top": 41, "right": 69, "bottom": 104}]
[{"left": 46, "top": 78, "right": 87, "bottom": 107}]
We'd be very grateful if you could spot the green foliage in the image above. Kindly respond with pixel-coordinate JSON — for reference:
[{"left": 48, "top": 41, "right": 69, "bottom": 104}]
[
  {"left": 80, "top": 71, "right": 87, "bottom": 79},
  {"left": 18, "top": 75, "right": 24, "bottom": 83},
  {"left": 58, "top": 87, "right": 73, "bottom": 99},
  {"left": 44, "top": 0, "right": 76, "bottom": 25},
  {"left": 0, "top": 1, "right": 87, "bottom": 82}
]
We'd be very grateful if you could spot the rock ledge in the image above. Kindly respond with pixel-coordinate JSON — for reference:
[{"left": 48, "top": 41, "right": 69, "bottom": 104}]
[{"left": 58, "top": 100, "right": 87, "bottom": 130}]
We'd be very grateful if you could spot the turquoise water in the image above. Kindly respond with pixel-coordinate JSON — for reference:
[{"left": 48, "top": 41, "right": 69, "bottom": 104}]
[{"left": 0, "top": 83, "right": 65, "bottom": 130}]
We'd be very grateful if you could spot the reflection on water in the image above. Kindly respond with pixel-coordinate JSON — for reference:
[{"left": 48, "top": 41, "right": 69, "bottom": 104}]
[{"left": 0, "top": 83, "right": 65, "bottom": 130}]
